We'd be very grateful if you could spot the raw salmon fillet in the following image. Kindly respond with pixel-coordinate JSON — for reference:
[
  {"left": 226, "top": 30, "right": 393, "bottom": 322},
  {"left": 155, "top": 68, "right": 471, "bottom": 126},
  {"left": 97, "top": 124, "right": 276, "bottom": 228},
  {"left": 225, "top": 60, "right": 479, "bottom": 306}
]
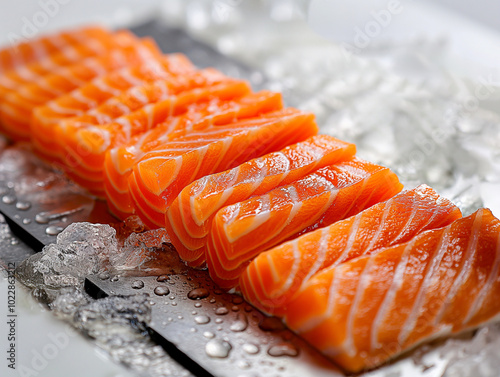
[
  {"left": 128, "top": 108, "right": 319, "bottom": 230},
  {"left": 0, "top": 38, "right": 160, "bottom": 141},
  {"left": 104, "top": 91, "right": 283, "bottom": 219},
  {"left": 62, "top": 79, "right": 252, "bottom": 197},
  {"left": 207, "top": 158, "right": 403, "bottom": 289},
  {"left": 0, "top": 29, "right": 136, "bottom": 99},
  {"left": 0, "top": 25, "right": 113, "bottom": 74},
  {"left": 284, "top": 208, "right": 500, "bottom": 373},
  {"left": 240, "top": 185, "right": 462, "bottom": 315},
  {"left": 166, "top": 135, "right": 357, "bottom": 267},
  {"left": 31, "top": 54, "right": 195, "bottom": 163}
]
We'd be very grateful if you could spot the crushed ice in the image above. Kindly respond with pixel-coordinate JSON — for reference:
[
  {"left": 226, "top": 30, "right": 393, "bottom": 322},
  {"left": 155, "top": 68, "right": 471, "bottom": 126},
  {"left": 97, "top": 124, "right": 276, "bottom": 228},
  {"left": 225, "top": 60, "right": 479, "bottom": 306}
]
[
  {"left": 15, "top": 223, "right": 192, "bottom": 377},
  {"left": 162, "top": 0, "right": 500, "bottom": 217}
]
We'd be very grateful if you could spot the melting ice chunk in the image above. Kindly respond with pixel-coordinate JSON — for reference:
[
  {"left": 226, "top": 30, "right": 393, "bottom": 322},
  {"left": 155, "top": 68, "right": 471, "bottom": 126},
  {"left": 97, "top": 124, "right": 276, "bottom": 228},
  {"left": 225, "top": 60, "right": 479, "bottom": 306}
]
[{"left": 16, "top": 223, "right": 118, "bottom": 289}]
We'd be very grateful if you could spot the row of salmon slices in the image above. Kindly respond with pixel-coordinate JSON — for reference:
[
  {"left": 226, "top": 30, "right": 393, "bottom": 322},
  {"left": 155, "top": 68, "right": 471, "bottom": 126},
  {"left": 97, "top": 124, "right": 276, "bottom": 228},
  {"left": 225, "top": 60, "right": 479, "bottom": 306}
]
[{"left": 1, "top": 25, "right": 500, "bottom": 374}]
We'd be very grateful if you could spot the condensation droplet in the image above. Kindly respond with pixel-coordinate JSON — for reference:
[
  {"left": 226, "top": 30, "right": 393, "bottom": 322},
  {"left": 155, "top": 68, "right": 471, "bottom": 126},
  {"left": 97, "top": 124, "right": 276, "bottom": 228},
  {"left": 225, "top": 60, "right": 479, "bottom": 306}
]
[
  {"left": 209, "top": 298, "right": 216, "bottom": 304},
  {"left": 230, "top": 313, "right": 248, "bottom": 332},
  {"left": 171, "top": 302, "right": 177, "bottom": 306},
  {"left": 232, "top": 305, "right": 240, "bottom": 312},
  {"left": 157, "top": 274, "right": 169, "bottom": 282},
  {"left": 267, "top": 343, "right": 299, "bottom": 357},
  {"left": 2, "top": 195, "right": 16, "bottom": 204},
  {"left": 110, "top": 276, "right": 119, "bottom": 282},
  {"left": 232, "top": 296, "right": 244, "bottom": 305},
  {"left": 10, "top": 239, "right": 19, "bottom": 245},
  {"left": 242, "top": 343, "right": 260, "bottom": 355},
  {"left": 259, "top": 316, "right": 285, "bottom": 332},
  {"left": 215, "top": 318, "right": 223, "bottom": 324},
  {"left": 15, "top": 201, "right": 31, "bottom": 210},
  {"left": 154, "top": 286, "right": 170, "bottom": 296},
  {"left": 205, "top": 339, "right": 232, "bottom": 358},
  {"left": 22, "top": 218, "right": 31, "bottom": 224},
  {"left": 237, "top": 360, "right": 251, "bottom": 369},
  {"left": 215, "top": 307, "right": 229, "bottom": 315},
  {"left": 203, "top": 331, "right": 215, "bottom": 339},
  {"left": 194, "top": 302, "right": 202, "bottom": 308},
  {"left": 131, "top": 280, "right": 144, "bottom": 289},
  {"left": 45, "top": 225, "right": 63, "bottom": 236},
  {"left": 190, "top": 328, "right": 197, "bottom": 333},
  {"left": 188, "top": 288, "right": 210, "bottom": 300},
  {"left": 35, "top": 213, "right": 49, "bottom": 224},
  {"left": 194, "top": 315, "right": 210, "bottom": 325}
]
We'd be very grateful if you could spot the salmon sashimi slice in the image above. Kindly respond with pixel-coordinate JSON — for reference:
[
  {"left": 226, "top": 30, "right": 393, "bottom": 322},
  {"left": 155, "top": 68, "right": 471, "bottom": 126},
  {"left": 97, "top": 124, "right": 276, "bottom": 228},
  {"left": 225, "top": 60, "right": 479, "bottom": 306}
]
[
  {"left": 0, "top": 30, "right": 137, "bottom": 99},
  {"left": 240, "top": 184, "right": 463, "bottom": 316},
  {"left": 0, "top": 25, "right": 113, "bottom": 74},
  {"left": 62, "top": 79, "right": 252, "bottom": 197},
  {"left": 104, "top": 91, "right": 284, "bottom": 219},
  {"left": 128, "top": 108, "right": 319, "bottom": 231},
  {"left": 206, "top": 158, "right": 403, "bottom": 289},
  {"left": 284, "top": 208, "right": 500, "bottom": 373},
  {"left": 31, "top": 54, "right": 196, "bottom": 163},
  {"left": 166, "top": 135, "right": 357, "bottom": 267},
  {"left": 0, "top": 38, "right": 160, "bottom": 141}
]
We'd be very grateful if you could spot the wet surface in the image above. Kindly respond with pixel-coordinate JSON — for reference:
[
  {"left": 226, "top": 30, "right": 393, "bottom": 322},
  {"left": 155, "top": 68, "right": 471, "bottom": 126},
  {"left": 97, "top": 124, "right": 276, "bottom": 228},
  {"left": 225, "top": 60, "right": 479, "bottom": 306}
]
[{"left": 85, "top": 273, "right": 341, "bottom": 377}]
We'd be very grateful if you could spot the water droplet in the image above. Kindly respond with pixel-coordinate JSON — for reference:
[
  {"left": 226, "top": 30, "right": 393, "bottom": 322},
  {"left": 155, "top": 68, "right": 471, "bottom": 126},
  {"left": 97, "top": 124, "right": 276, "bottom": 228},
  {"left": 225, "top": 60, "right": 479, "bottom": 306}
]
[
  {"left": 205, "top": 339, "right": 232, "bottom": 358},
  {"left": 244, "top": 305, "right": 253, "bottom": 312},
  {"left": 232, "top": 305, "right": 240, "bottom": 312},
  {"left": 35, "top": 213, "right": 48, "bottom": 224},
  {"left": 167, "top": 317, "right": 173, "bottom": 322},
  {"left": 10, "top": 239, "right": 19, "bottom": 245},
  {"left": 267, "top": 343, "right": 299, "bottom": 357},
  {"left": 156, "top": 274, "right": 169, "bottom": 282},
  {"left": 194, "top": 315, "right": 210, "bottom": 325},
  {"left": 149, "top": 301, "right": 155, "bottom": 306},
  {"left": 215, "top": 318, "right": 223, "bottom": 324},
  {"left": 232, "top": 296, "right": 244, "bottom": 305},
  {"left": 215, "top": 307, "right": 229, "bottom": 315},
  {"left": 242, "top": 343, "right": 260, "bottom": 355},
  {"left": 2, "top": 195, "right": 16, "bottom": 204},
  {"left": 45, "top": 225, "right": 63, "bottom": 236},
  {"left": 15, "top": 201, "right": 31, "bottom": 210},
  {"left": 237, "top": 360, "right": 251, "bottom": 369},
  {"left": 177, "top": 315, "right": 183, "bottom": 320},
  {"left": 131, "top": 280, "right": 144, "bottom": 289},
  {"left": 194, "top": 302, "right": 202, "bottom": 308},
  {"left": 203, "top": 331, "right": 215, "bottom": 339},
  {"left": 22, "top": 218, "right": 31, "bottom": 224},
  {"left": 213, "top": 289, "right": 223, "bottom": 295},
  {"left": 190, "top": 328, "right": 197, "bottom": 333},
  {"left": 230, "top": 313, "right": 248, "bottom": 332},
  {"left": 209, "top": 298, "right": 216, "bottom": 304},
  {"left": 98, "top": 271, "right": 110, "bottom": 280},
  {"left": 154, "top": 286, "right": 170, "bottom": 296},
  {"left": 188, "top": 288, "right": 210, "bottom": 300},
  {"left": 259, "top": 316, "right": 285, "bottom": 332},
  {"left": 191, "top": 311, "right": 197, "bottom": 315},
  {"left": 171, "top": 302, "right": 177, "bottom": 306},
  {"left": 169, "top": 296, "right": 175, "bottom": 300},
  {"left": 110, "top": 276, "right": 119, "bottom": 282}
]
